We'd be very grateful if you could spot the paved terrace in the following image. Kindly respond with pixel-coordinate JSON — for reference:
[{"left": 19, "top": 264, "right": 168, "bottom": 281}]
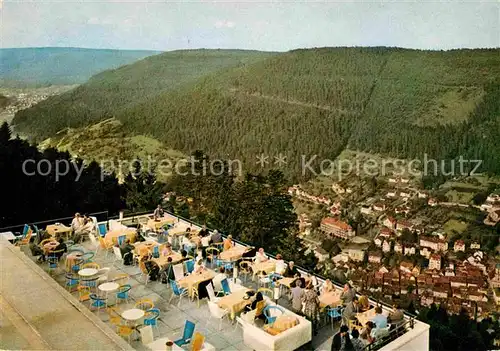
[
  {"left": 2, "top": 212, "right": 429, "bottom": 351},
  {"left": 0, "top": 238, "right": 133, "bottom": 351}
]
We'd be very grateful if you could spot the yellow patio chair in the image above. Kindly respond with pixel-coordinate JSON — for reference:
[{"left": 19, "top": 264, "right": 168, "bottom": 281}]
[
  {"left": 16, "top": 229, "right": 33, "bottom": 248},
  {"left": 82, "top": 262, "right": 100, "bottom": 270},
  {"left": 191, "top": 332, "right": 205, "bottom": 351},
  {"left": 106, "top": 307, "right": 122, "bottom": 331},
  {"left": 135, "top": 298, "right": 154, "bottom": 311},
  {"left": 98, "top": 236, "right": 114, "bottom": 257},
  {"left": 257, "top": 288, "right": 274, "bottom": 299},
  {"left": 117, "top": 325, "right": 134, "bottom": 343},
  {"left": 78, "top": 286, "right": 91, "bottom": 303},
  {"left": 255, "top": 300, "right": 266, "bottom": 318}
]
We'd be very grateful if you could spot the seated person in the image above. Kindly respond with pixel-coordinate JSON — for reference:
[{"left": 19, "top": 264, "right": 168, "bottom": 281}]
[
  {"left": 254, "top": 248, "right": 268, "bottom": 263},
  {"left": 120, "top": 239, "right": 135, "bottom": 265},
  {"left": 274, "top": 254, "right": 287, "bottom": 275},
  {"left": 153, "top": 205, "right": 164, "bottom": 220},
  {"left": 284, "top": 261, "right": 299, "bottom": 277},
  {"left": 71, "top": 212, "right": 83, "bottom": 231},
  {"left": 47, "top": 235, "right": 67, "bottom": 260},
  {"left": 245, "top": 291, "right": 264, "bottom": 313},
  {"left": 223, "top": 235, "right": 233, "bottom": 251},
  {"left": 179, "top": 249, "right": 189, "bottom": 262},
  {"left": 387, "top": 303, "right": 404, "bottom": 328},
  {"left": 212, "top": 267, "right": 227, "bottom": 291},
  {"left": 358, "top": 295, "right": 370, "bottom": 312},
  {"left": 182, "top": 234, "right": 195, "bottom": 252},
  {"left": 193, "top": 259, "right": 206, "bottom": 273},
  {"left": 350, "top": 329, "right": 365, "bottom": 351},
  {"left": 198, "top": 225, "right": 210, "bottom": 237},
  {"left": 210, "top": 229, "right": 222, "bottom": 245},
  {"left": 74, "top": 216, "right": 94, "bottom": 242},
  {"left": 371, "top": 306, "right": 388, "bottom": 328},
  {"left": 360, "top": 321, "right": 376, "bottom": 344},
  {"left": 321, "top": 279, "right": 335, "bottom": 294},
  {"left": 162, "top": 243, "right": 173, "bottom": 256},
  {"left": 308, "top": 273, "right": 318, "bottom": 290}
]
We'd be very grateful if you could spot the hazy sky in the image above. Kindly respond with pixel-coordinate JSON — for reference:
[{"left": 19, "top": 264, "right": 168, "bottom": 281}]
[{"left": 2, "top": 0, "right": 499, "bottom": 51}]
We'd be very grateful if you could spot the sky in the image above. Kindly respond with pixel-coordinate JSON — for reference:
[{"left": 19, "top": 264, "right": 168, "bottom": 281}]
[{"left": 1, "top": 0, "right": 499, "bottom": 51}]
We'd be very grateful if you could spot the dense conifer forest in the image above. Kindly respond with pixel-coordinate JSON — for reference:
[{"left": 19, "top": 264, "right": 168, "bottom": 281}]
[{"left": 13, "top": 48, "right": 500, "bottom": 180}]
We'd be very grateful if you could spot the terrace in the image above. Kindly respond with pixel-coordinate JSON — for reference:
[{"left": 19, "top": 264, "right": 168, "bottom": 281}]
[{"left": 1, "top": 211, "right": 429, "bottom": 351}]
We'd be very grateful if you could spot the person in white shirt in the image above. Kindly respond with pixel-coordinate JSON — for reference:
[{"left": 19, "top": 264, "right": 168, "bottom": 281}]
[
  {"left": 254, "top": 248, "right": 268, "bottom": 263},
  {"left": 275, "top": 254, "right": 287, "bottom": 275},
  {"left": 71, "top": 213, "right": 83, "bottom": 231},
  {"left": 212, "top": 267, "right": 227, "bottom": 291},
  {"left": 193, "top": 259, "right": 206, "bottom": 274}
]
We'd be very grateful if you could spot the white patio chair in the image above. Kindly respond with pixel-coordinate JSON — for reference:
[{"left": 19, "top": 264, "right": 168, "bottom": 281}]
[{"left": 207, "top": 301, "right": 229, "bottom": 331}]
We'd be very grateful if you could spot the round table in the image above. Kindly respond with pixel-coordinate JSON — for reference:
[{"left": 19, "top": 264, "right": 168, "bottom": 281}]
[
  {"left": 122, "top": 308, "right": 145, "bottom": 321},
  {"left": 98, "top": 282, "right": 119, "bottom": 293},
  {"left": 78, "top": 268, "right": 98, "bottom": 277}
]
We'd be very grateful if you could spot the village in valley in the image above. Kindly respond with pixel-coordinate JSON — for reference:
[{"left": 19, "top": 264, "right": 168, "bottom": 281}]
[{"left": 289, "top": 152, "right": 500, "bottom": 319}]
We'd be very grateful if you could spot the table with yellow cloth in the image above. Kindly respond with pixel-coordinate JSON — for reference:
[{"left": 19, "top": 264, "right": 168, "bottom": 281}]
[
  {"left": 46, "top": 224, "right": 72, "bottom": 240},
  {"left": 276, "top": 277, "right": 296, "bottom": 289},
  {"left": 251, "top": 260, "right": 276, "bottom": 280},
  {"left": 147, "top": 217, "right": 175, "bottom": 231},
  {"left": 219, "top": 247, "right": 248, "bottom": 262},
  {"left": 319, "top": 290, "right": 342, "bottom": 308},
  {"left": 272, "top": 315, "right": 298, "bottom": 331},
  {"left": 356, "top": 307, "right": 376, "bottom": 327},
  {"left": 152, "top": 252, "right": 184, "bottom": 268},
  {"left": 167, "top": 226, "right": 191, "bottom": 237},
  {"left": 216, "top": 288, "right": 251, "bottom": 319},
  {"left": 178, "top": 270, "right": 215, "bottom": 297},
  {"left": 105, "top": 228, "right": 137, "bottom": 245},
  {"left": 134, "top": 241, "right": 158, "bottom": 256}
]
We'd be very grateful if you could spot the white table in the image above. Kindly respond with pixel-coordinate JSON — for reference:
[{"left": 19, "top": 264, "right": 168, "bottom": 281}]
[
  {"left": 147, "top": 337, "right": 215, "bottom": 351},
  {"left": 98, "top": 282, "right": 119, "bottom": 293},
  {"left": 78, "top": 268, "right": 99, "bottom": 277},
  {"left": 122, "top": 308, "right": 145, "bottom": 321},
  {"left": 98, "top": 282, "right": 119, "bottom": 306}
]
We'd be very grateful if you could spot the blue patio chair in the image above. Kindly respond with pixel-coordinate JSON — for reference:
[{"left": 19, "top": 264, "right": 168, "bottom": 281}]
[
  {"left": 65, "top": 273, "right": 79, "bottom": 291},
  {"left": 117, "top": 235, "right": 126, "bottom": 246},
  {"left": 326, "top": 306, "right": 343, "bottom": 329},
  {"left": 174, "top": 320, "right": 196, "bottom": 347},
  {"left": 98, "top": 223, "right": 107, "bottom": 237},
  {"left": 22, "top": 224, "right": 30, "bottom": 236},
  {"left": 152, "top": 245, "right": 160, "bottom": 258},
  {"left": 116, "top": 284, "right": 132, "bottom": 304},
  {"left": 169, "top": 280, "right": 188, "bottom": 306},
  {"left": 221, "top": 278, "right": 231, "bottom": 296},
  {"left": 89, "top": 294, "right": 106, "bottom": 311},
  {"left": 263, "top": 305, "right": 285, "bottom": 324},
  {"left": 144, "top": 308, "right": 160, "bottom": 328},
  {"left": 185, "top": 259, "right": 195, "bottom": 274}
]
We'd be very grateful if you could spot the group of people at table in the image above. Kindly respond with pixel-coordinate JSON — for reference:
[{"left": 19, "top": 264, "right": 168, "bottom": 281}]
[{"left": 31, "top": 209, "right": 405, "bottom": 349}]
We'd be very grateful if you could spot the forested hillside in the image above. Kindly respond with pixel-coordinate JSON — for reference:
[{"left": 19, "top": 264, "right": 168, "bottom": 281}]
[
  {"left": 13, "top": 47, "right": 500, "bottom": 180},
  {"left": 13, "top": 49, "right": 275, "bottom": 134},
  {"left": 0, "top": 47, "right": 161, "bottom": 87}
]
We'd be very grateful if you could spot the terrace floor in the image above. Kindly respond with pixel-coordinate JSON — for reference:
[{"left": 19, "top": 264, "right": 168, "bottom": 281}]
[{"left": 24, "top": 240, "right": 338, "bottom": 351}]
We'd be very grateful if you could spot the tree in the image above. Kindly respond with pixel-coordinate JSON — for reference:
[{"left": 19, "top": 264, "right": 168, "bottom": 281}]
[
  {"left": 278, "top": 231, "right": 318, "bottom": 271},
  {"left": 122, "top": 160, "right": 165, "bottom": 213},
  {"left": 0, "top": 121, "right": 11, "bottom": 146}
]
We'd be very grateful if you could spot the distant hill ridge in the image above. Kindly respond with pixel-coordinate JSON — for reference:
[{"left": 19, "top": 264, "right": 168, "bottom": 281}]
[
  {"left": 0, "top": 47, "right": 162, "bottom": 87},
  {"left": 13, "top": 47, "right": 500, "bottom": 179}
]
